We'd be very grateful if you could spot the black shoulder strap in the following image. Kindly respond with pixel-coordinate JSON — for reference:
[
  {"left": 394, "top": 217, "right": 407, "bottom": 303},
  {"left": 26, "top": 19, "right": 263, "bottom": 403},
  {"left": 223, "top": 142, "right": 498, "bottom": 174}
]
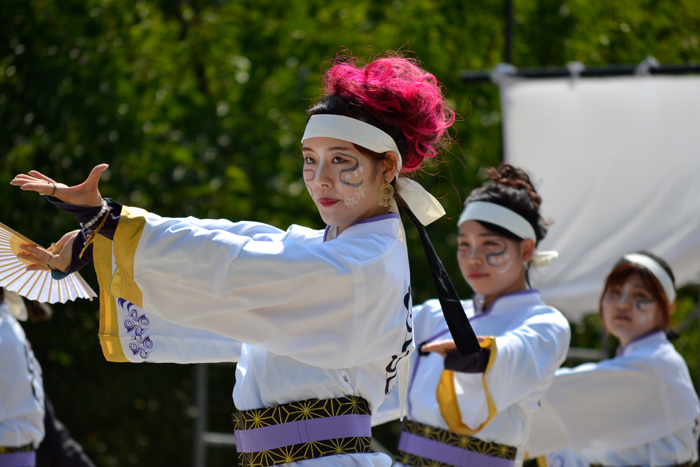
[{"left": 403, "top": 207, "right": 481, "bottom": 356}]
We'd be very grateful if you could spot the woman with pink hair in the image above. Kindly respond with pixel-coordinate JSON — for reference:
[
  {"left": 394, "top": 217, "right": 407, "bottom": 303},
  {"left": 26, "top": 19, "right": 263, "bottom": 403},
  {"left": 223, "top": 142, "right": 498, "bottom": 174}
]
[{"left": 12, "top": 54, "right": 479, "bottom": 467}]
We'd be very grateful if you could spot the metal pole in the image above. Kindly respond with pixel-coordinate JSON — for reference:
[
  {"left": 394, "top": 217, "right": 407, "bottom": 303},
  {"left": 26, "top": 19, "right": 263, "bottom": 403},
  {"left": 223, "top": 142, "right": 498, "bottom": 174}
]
[
  {"left": 504, "top": 0, "right": 514, "bottom": 64},
  {"left": 193, "top": 364, "right": 209, "bottom": 467}
]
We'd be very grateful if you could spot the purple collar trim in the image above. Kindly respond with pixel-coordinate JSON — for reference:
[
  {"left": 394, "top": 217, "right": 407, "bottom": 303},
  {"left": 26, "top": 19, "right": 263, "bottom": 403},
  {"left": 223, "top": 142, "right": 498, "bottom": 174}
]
[
  {"left": 472, "top": 289, "right": 540, "bottom": 319},
  {"left": 323, "top": 212, "right": 400, "bottom": 242},
  {"left": 350, "top": 211, "right": 400, "bottom": 225},
  {"left": 617, "top": 329, "right": 666, "bottom": 356}
]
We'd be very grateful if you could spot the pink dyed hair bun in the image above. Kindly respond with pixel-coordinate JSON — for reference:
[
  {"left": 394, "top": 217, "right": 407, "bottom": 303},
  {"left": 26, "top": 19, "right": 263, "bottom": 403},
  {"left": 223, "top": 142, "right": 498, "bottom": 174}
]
[{"left": 321, "top": 55, "right": 456, "bottom": 172}]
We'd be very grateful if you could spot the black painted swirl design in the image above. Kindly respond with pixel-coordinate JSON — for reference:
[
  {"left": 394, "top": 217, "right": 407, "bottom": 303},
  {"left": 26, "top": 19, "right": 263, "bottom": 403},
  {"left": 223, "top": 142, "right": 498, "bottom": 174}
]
[{"left": 339, "top": 154, "right": 364, "bottom": 188}]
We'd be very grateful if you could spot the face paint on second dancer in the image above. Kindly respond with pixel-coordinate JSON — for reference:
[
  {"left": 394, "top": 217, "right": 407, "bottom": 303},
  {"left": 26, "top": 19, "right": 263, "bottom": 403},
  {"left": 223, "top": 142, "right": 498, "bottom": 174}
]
[
  {"left": 601, "top": 272, "right": 664, "bottom": 347},
  {"left": 457, "top": 220, "right": 524, "bottom": 299}
]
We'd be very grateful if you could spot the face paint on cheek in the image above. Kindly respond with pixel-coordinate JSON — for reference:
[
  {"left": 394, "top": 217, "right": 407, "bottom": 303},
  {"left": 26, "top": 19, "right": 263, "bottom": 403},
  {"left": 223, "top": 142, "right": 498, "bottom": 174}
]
[
  {"left": 635, "top": 299, "right": 656, "bottom": 320},
  {"left": 344, "top": 185, "right": 366, "bottom": 208},
  {"left": 303, "top": 169, "right": 316, "bottom": 198},
  {"left": 485, "top": 239, "right": 514, "bottom": 274},
  {"left": 495, "top": 255, "right": 514, "bottom": 275},
  {"left": 303, "top": 169, "right": 316, "bottom": 181},
  {"left": 339, "top": 155, "right": 364, "bottom": 188}
]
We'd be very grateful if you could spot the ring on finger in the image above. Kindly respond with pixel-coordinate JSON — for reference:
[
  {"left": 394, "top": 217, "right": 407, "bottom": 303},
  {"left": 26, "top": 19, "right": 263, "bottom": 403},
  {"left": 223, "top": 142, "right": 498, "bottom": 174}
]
[{"left": 39, "top": 181, "right": 57, "bottom": 197}]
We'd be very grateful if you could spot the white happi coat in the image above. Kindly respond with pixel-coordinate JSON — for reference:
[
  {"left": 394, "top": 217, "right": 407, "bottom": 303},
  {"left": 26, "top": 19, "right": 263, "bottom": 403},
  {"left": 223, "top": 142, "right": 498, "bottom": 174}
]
[
  {"left": 0, "top": 303, "right": 45, "bottom": 448},
  {"left": 374, "top": 290, "right": 570, "bottom": 458},
  {"left": 92, "top": 209, "right": 414, "bottom": 467},
  {"left": 528, "top": 331, "right": 700, "bottom": 467}
]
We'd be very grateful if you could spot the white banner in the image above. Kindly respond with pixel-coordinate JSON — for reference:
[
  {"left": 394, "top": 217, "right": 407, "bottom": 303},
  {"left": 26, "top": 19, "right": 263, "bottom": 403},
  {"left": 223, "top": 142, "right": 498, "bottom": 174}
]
[{"left": 501, "top": 75, "right": 700, "bottom": 321}]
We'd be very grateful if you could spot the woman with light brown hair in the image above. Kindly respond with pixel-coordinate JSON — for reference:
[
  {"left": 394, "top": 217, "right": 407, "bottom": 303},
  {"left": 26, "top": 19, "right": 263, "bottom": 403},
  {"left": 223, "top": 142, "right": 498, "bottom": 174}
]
[{"left": 527, "top": 252, "right": 700, "bottom": 467}]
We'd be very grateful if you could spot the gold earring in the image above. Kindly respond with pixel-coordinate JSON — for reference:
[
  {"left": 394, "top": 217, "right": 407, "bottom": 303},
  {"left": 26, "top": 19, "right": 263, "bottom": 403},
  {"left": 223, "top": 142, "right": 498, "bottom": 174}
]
[{"left": 378, "top": 177, "right": 394, "bottom": 207}]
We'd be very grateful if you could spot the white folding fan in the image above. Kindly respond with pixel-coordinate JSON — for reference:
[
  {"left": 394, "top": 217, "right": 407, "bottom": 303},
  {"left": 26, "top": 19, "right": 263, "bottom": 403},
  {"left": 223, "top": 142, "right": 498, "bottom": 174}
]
[{"left": 0, "top": 221, "right": 97, "bottom": 303}]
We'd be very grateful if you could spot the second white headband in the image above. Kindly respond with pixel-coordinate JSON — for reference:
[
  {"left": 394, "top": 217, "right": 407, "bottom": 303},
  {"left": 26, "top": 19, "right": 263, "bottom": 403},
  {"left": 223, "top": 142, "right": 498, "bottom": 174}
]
[
  {"left": 458, "top": 201, "right": 536, "bottom": 241},
  {"left": 457, "top": 201, "right": 558, "bottom": 266}
]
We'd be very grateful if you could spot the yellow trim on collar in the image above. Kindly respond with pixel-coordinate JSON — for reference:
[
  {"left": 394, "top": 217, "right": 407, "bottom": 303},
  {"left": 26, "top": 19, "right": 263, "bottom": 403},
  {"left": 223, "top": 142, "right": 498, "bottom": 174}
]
[
  {"left": 110, "top": 205, "right": 146, "bottom": 309},
  {"left": 436, "top": 336, "right": 498, "bottom": 435},
  {"left": 536, "top": 456, "right": 549, "bottom": 467},
  {"left": 94, "top": 235, "right": 127, "bottom": 362}
]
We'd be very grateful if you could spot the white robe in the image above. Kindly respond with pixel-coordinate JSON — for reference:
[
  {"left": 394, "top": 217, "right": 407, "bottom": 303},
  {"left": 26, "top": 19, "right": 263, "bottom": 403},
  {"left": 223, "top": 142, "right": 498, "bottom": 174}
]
[
  {"left": 0, "top": 303, "right": 45, "bottom": 448},
  {"left": 93, "top": 209, "right": 414, "bottom": 466},
  {"left": 527, "top": 331, "right": 700, "bottom": 467},
  {"left": 374, "top": 290, "right": 570, "bottom": 460}
]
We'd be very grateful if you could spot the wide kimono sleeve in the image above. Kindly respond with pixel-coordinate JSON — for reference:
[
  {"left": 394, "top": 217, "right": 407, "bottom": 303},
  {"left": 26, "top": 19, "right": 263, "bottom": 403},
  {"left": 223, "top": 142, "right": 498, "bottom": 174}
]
[
  {"left": 95, "top": 206, "right": 409, "bottom": 370},
  {"left": 526, "top": 350, "right": 700, "bottom": 456},
  {"left": 437, "top": 309, "right": 571, "bottom": 434},
  {"left": 93, "top": 215, "right": 276, "bottom": 364},
  {"left": 177, "top": 217, "right": 286, "bottom": 240}
]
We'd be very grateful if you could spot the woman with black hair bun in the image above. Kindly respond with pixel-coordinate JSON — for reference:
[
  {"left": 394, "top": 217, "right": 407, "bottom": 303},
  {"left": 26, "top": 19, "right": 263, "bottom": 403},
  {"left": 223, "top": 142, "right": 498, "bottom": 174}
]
[
  {"left": 374, "top": 164, "right": 571, "bottom": 466},
  {"left": 527, "top": 252, "right": 700, "bottom": 467}
]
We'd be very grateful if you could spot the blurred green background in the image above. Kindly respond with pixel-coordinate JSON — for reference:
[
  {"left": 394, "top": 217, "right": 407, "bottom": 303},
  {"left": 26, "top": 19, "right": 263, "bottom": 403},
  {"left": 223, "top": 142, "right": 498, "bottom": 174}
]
[{"left": 1, "top": 0, "right": 699, "bottom": 465}]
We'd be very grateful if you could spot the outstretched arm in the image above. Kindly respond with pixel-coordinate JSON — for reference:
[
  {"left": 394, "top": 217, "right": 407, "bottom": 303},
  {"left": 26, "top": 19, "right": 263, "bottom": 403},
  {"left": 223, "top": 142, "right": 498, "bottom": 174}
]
[{"left": 11, "top": 164, "right": 108, "bottom": 207}]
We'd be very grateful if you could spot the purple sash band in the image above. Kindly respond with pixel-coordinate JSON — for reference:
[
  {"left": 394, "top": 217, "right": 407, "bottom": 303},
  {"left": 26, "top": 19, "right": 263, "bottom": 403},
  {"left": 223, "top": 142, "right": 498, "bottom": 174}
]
[
  {"left": 0, "top": 451, "right": 36, "bottom": 467},
  {"left": 235, "top": 413, "right": 371, "bottom": 453},
  {"left": 399, "top": 432, "right": 515, "bottom": 467}
]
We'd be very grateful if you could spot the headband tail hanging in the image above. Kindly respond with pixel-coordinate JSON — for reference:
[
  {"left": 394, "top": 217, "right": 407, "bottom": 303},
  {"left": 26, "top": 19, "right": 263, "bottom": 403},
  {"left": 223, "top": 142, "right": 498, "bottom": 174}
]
[{"left": 403, "top": 207, "right": 481, "bottom": 357}]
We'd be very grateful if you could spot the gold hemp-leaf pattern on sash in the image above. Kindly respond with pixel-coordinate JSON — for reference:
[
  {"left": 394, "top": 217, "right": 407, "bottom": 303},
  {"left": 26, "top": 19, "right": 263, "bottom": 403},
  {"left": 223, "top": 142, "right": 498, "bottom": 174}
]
[
  {"left": 233, "top": 396, "right": 372, "bottom": 467},
  {"left": 397, "top": 420, "right": 517, "bottom": 467}
]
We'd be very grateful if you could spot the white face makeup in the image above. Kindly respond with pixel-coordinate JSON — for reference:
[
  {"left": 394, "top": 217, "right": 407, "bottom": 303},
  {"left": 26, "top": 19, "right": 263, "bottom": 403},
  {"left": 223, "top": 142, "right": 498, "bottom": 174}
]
[
  {"left": 302, "top": 136, "right": 388, "bottom": 232},
  {"left": 457, "top": 220, "right": 528, "bottom": 302},
  {"left": 601, "top": 273, "right": 664, "bottom": 348}
]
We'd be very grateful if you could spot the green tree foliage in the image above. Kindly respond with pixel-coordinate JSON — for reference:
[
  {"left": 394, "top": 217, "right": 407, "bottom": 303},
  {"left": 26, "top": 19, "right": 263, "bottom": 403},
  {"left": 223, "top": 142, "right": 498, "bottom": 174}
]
[{"left": 1, "top": 0, "right": 698, "bottom": 464}]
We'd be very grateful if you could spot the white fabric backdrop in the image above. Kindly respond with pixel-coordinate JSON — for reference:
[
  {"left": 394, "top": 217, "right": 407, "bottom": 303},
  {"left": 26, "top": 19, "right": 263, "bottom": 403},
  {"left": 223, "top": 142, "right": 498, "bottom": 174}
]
[{"left": 501, "top": 75, "right": 700, "bottom": 321}]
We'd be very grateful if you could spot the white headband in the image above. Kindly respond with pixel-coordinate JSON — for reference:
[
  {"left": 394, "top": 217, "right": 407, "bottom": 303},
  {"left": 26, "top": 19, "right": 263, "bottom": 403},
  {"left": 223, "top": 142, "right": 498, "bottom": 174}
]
[
  {"left": 622, "top": 253, "right": 676, "bottom": 303},
  {"left": 458, "top": 201, "right": 535, "bottom": 240},
  {"left": 457, "top": 201, "right": 558, "bottom": 267},
  {"left": 301, "top": 114, "right": 445, "bottom": 225}
]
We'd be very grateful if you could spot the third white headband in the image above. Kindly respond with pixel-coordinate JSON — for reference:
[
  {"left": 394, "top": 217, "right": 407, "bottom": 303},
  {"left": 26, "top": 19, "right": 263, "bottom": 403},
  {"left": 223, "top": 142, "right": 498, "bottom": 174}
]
[{"left": 622, "top": 253, "right": 676, "bottom": 303}]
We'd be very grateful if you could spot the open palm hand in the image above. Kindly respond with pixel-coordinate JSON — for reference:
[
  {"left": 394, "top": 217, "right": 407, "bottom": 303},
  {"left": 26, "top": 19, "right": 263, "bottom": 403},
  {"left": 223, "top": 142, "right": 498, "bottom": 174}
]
[{"left": 11, "top": 164, "right": 108, "bottom": 207}]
